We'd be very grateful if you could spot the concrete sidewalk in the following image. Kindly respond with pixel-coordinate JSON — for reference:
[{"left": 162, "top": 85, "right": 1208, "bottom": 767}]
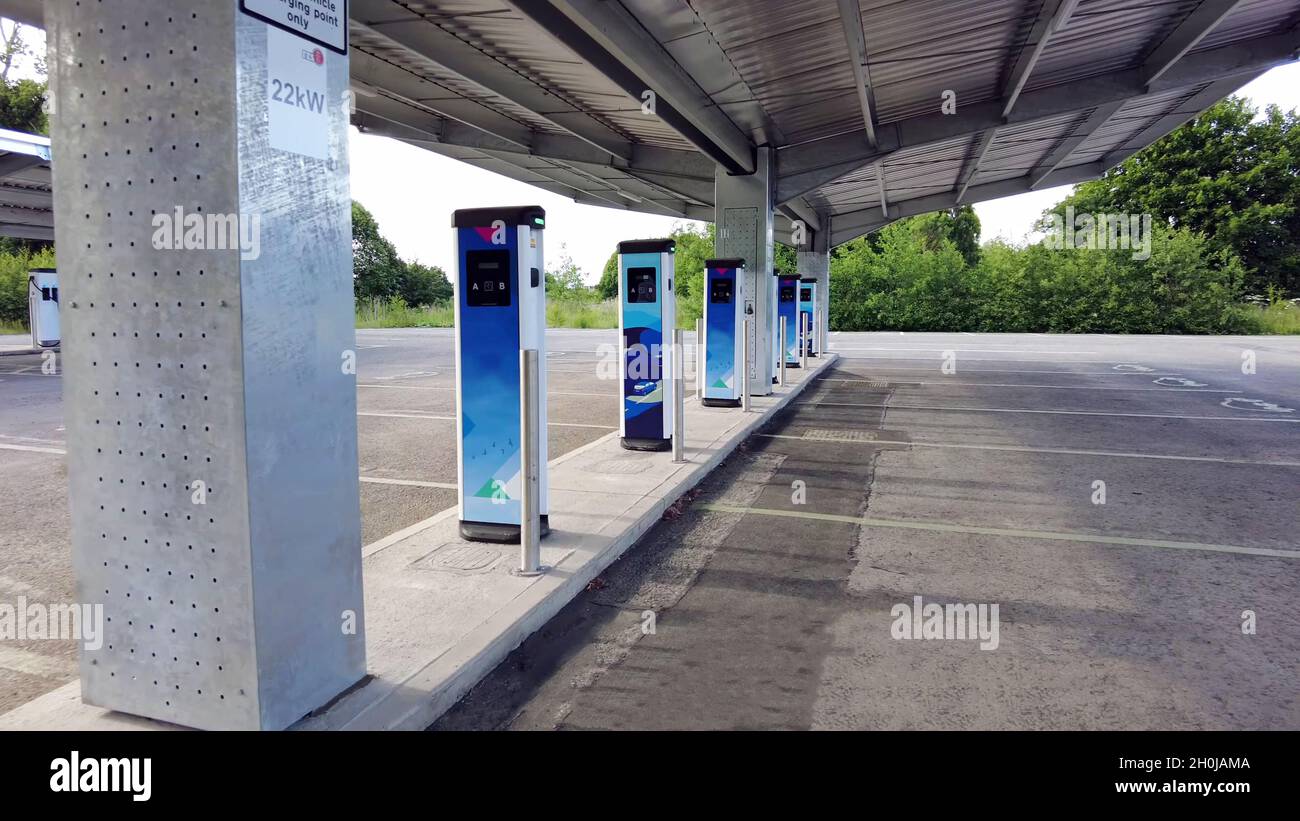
[{"left": 0, "top": 354, "right": 836, "bottom": 731}]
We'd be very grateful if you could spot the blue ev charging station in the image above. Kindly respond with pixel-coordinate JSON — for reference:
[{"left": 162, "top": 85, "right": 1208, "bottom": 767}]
[
  {"left": 799, "top": 278, "right": 818, "bottom": 357},
  {"left": 777, "top": 274, "right": 800, "bottom": 368},
  {"left": 618, "top": 239, "right": 677, "bottom": 451},
  {"left": 453, "top": 206, "right": 550, "bottom": 543},
  {"left": 702, "top": 258, "right": 745, "bottom": 407}
]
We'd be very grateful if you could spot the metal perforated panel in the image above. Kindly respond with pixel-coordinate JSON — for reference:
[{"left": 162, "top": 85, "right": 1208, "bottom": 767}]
[
  {"left": 51, "top": 0, "right": 259, "bottom": 730},
  {"left": 721, "top": 207, "right": 758, "bottom": 382},
  {"left": 716, "top": 146, "right": 775, "bottom": 393},
  {"left": 49, "top": 0, "right": 363, "bottom": 731}
]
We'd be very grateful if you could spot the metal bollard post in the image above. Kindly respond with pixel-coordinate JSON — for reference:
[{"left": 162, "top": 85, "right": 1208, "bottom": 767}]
[
  {"left": 779, "top": 316, "right": 787, "bottom": 387},
  {"left": 695, "top": 317, "right": 704, "bottom": 400},
  {"left": 742, "top": 318, "right": 752, "bottom": 412},
  {"left": 800, "top": 313, "right": 808, "bottom": 370},
  {"left": 517, "top": 348, "right": 545, "bottom": 576},
  {"left": 673, "top": 328, "right": 686, "bottom": 462}
]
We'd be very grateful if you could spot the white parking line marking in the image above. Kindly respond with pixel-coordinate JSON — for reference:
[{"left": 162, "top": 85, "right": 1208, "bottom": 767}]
[
  {"left": 828, "top": 346, "right": 1099, "bottom": 354},
  {"left": 756, "top": 433, "right": 1300, "bottom": 468},
  {"left": 829, "top": 366, "right": 1178, "bottom": 376},
  {"left": 821, "top": 378, "right": 1239, "bottom": 393},
  {"left": 699, "top": 504, "right": 1300, "bottom": 560},
  {"left": 360, "top": 477, "right": 457, "bottom": 490},
  {"left": 801, "top": 400, "right": 1300, "bottom": 422},
  {"left": 0, "top": 442, "right": 66, "bottom": 455}
]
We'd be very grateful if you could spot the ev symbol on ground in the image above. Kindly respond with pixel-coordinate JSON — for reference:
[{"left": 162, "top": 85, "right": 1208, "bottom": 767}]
[
  {"left": 1112, "top": 364, "right": 1154, "bottom": 373},
  {"left": 1153, "top": 377, "right": 1206, "bottom": 388},
  {"left": 1220, "top": 398, "right": 1294, "bottom": 413},
  {"left": 1241, "top": 610, "right": 1256, "bottom": 635},
  {"left": 1091, "top": 480, "right": 1106, "bottom": 505}
]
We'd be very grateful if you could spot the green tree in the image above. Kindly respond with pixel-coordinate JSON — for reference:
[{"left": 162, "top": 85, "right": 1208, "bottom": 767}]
[
  {"left": 397, "top": 260, "right": 452, "bottom": 307},
  {"left": 351, "top": 201, "right": 404, "bottom": 302},
  {"left": 596, "top": 252, "right": 619, "bottom": 300},
  {"left": 0, "top": 23, "right": 46, "bottom": 134},
  {"left": 1051, "top": 96, "right": 1300, "bottom": 295},
  {"left": 545, "top": 244, "right": 590, "bottom": 299}
]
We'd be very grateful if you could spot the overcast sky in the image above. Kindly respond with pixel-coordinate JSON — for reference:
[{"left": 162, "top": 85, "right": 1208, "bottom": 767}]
[{"left": 8, "top": 20, "right": 1298, "bottom": 283}]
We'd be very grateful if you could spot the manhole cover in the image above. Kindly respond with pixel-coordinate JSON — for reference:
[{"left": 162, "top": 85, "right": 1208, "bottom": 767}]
[
  {"left": 416, "top": 544, "right": 503, "bottom": 573},
  {"left": 802, "top": 429, "right": 879, "bottom": 442},
  {"left": 593, "top": 459, "right": 651, "bottom": 475}
]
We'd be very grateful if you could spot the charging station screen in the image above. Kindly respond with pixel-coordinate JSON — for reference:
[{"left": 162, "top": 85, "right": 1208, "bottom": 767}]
[
  {"left": 627, "top": 267, "right": 657, "bottom": 303},
  {"left": 800, "top": 287, "right": 812, "bottom": 303},
  {"left": 779, "top": 285, "right": 796, "bottom": 302},
  {"left": 710, "top": 278, "right": 734, "bottom": 304},
  {"left": 466, "top": 250, "right": 511, "bottom": 307}
]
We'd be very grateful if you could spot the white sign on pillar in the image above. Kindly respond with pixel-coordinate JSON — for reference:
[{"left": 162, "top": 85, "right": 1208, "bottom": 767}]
[
  {"left": 240, "top": 0, "right": 349, "bottom": 53},
  {"left": 266, "top": 27, "right": 331, "bottom": 160}
]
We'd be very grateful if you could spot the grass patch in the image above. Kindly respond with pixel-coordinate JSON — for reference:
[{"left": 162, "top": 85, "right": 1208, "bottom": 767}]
[
  {"left": 0, "top": 320, "right": 28, "bottom": 335},
  {"left": 1236, "top": 302, "right": 1300, "bottom": 335},
  {"left": 547, "top": 298, "right": 617, "bottom": 329},
  {"left": 356, "top": 298, "right": 453, "bottom": 328}
]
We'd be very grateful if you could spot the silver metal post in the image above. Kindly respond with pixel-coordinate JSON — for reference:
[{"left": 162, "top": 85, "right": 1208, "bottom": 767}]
[
  {"left": 672, "top": 328, "right": 686, "bottom": 462},
  {"left": 800, "top": 312, "right": 809, "bottom": 370},
  {"left": 742, "top": 318, "right": 752, "bottom": 412},
  {"left": 518, "top": 348, "right": 544, "bottom": 575},
  {"left": 779, "top": 315, "right": 787, "bottom": 387},
  {"left": 695, "top": 317, "right": 704, "bottom": 400}
]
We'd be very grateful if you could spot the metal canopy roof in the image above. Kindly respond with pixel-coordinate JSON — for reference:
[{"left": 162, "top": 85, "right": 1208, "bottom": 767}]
[
  {"left": 6, "top": 0, "right": 1298, "bottom": 246},
  {"left": 0, "top": 128, "right": 52, "bottom": 241}
]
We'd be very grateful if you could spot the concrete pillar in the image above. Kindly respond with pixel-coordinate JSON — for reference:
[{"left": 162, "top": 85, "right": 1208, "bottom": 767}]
[
  {"left": 715, "top": 147, "right": 775, "bottom": 395},
  {"left": 49, "top": 0, "right": 364, "bottom": 730},
  {"left": 798, "top": 244, "right": 830, "bottom": 355}
]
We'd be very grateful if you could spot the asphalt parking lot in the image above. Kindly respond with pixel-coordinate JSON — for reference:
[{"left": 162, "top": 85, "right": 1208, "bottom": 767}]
[
  {"left": 436, "top": 332, "right": 1300, "bottom": 730},
  {"left": 3, "top": 330, "right": 1298, "bottom": 727}
]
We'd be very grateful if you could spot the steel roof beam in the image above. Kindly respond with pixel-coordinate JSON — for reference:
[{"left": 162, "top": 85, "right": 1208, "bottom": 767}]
[
  {"left": 1027, "top": 100, "right": 1126, "bottom": 189},
  {"left": 830, "top": 74, "right": 1264, "bottom": 245},
  {"left": 517, "top": 0, "right": 756, "bottom": 174},
  {"left": 1099, "top": 72, "right": 1263, "bottom": 166},
  {"left": 777, "top": 29, "right": 1300, "bottom": 203},
  {"left": 955, "top": 129, "right": 998, "bottom": 203},
  {"left": 1003, "top": 0, "right": 1080, "bottom": 118},
  {"left": 351, "top": 0, "right": 633, "bottom": 161},
  {"left": 835, "top": 0, "right": 879, "bottom": 148},
  {"left": 1143, "top": 0, "right": 1247, "bottom": 87}
]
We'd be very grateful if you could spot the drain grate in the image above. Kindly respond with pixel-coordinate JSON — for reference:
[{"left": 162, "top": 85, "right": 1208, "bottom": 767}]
[
  {"left": 417, "top": 544, "right": 503, "bottom": 574},
  {"left": 593, "top": 459, "right": 651, "bottom": 475},
  {"left": 801, "top": 429, "right": 881, "bottom": 442}
]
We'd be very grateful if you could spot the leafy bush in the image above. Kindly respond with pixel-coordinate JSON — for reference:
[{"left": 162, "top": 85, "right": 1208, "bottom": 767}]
[{"left": 829, "top": 215, "right": 1248, "bottom": 334}]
